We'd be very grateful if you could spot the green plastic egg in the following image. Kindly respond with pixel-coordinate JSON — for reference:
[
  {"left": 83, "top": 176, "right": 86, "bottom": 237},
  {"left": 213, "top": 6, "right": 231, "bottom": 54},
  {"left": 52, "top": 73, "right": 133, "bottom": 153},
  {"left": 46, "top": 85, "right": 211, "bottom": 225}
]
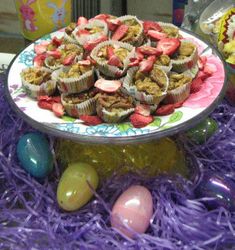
[
  {"left": 186, "top": 118, "right": 218, "bottom": 144},
  {"left": 57, "top": 162, "right": 99, "bottom": 211}
]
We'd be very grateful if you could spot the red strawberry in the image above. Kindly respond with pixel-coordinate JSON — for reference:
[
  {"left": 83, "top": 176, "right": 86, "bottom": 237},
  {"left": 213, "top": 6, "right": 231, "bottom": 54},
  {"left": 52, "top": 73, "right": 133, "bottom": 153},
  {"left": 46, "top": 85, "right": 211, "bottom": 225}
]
[
  {"left": 173, "top": 100, "right": 185, "bottom": 108},
  {"left": 94, "top": 14, "right": 110, "bottom": 21},
  {"left": 128, "top": 58, "right": 140, "bottom": 67},
  {"left": 95, "top": 79, "right": 122, "bottom": 93},
  {"left": 156, "top": 38, "right": 180, "bottom": 56},
  {"left": 76, "top": 29, "right": 90, "bottom": 36},
  {"left": 51, "top": 37, "right": 62, "bottom": 47},
  {"left": 112, "top": 24, "right": 128, "bottom": 41},
  {"left": 107, "top": 46, "right": 115, "bottom": 59},
  {"left": 62, "top": 55, "right": 76, "bottom": 65},
  {"left": 147, "top": 30, "right": 167, "bottom": 40},
  {"left": 197, "top": 70, "right": 209, "bottom": 81},
  {"left": 77, "top": 16, "right": 88, "bottom": 26},
  {"left": 198, "top": 56, "right": 207, "bottom": 70},
  {"left": 143, "top": 20, "right": 162, "bottom": 34},
  {"left": 37, "top": 95, "right": 51, "bottom": 102},
  {"left": 34, "top": 43, "right": 48, "bottom": 55},
  {"left": 156, "top": 104, "right": 175, "bottom": 116},
  {"left": 80, "top": 115, "right": 103, "bottom": 126},
  {"left": 86, "top": 56, "right": 97, "bottom": 65},
  {"left": 135, "top": 104, "right": 151, "bottom": 116},
  {"left": 107, "top": 18, "right": 122, "bottom": 31},
  {"left": 38, "top": 100, "right": 53, "bottom": 110},
  {"left": 203, "top": 64, "right": 216, "bottom": 76},
  {"left": 108, "top": 55, "right": 122, "bottom": 67},
  {"left": 139, "top": 56, "right": 156, "bottom": 73},
  {"left": 78, "top": 59, "right": 91, "bottom": 66},
  {"left": 135, "top": 48, "right": 144, "bottom": 61},
  {"left": 190, "top": 77, "right": 203, "bottom": 93},
  {"left": 83, "top": 35, "right": 108, "bottom": 51},
  {"left": 138, "top": 46, "right": 162, "bottom": 56},
  {"left": 47, "top": 50, "right": 61, "bottom": 59},
  {"left": 52, "top": 103, "right": 64, "bottom": 117},
  {"left": 33, "top": 54, "right": 46, "bottom": 67},
  {"left": 130, "top": 113, "right": 153, "bottom": 128}
]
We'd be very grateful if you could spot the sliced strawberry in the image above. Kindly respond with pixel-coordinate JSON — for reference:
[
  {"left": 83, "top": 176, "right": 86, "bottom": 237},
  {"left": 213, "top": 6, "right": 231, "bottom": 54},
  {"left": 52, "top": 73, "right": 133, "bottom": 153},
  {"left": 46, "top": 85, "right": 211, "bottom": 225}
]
[
  {"left": 108, "top": 55, "right": 122, "bottom": 67},
  {"left": 33, "top": 54, "right": 46, "bottom": 67},
  {"left": 80, "top": 115, "right": 103, "bottom": 126},
  {"left": 128, "top": 58, "right": 140, "bottom": 67},
  {"left": 203, "top": 64, "right": 216, "bottom": 76},
  {"left": 135, "top": 104, "right": 151, "bottom": 116},
  {"left": 130, "top": 113, "right": 153, "bottom": 128},
  {"left": 143, "top": 20, "right": 162, "bottom": 34},
  {"left": 78, "top": 59, "right": 91, "bottom": 66},
  {"left": 138, "top": 46, "right": 162, "bottom": 56},
  {"left": 62, "top": 55, "right": 76, "bottom": 65},
  {"left": 147, "top": 30, "right": 167, "bottom": 40},
  {"left": 197, "top": 70, "right": 209, "bottom": 81},
  {"left": 37, "top": 95, "right": 51, "bottom": 102},
  {"left": 51, "top": 37, "right": 62, "bottom": 47},
  {"left": 51, "top": 96, "right": 61, "bottom": 103},
  {"left": 38, "top": 100, "right": 53, "bottom": 110},
  {"left": 95, "top": 79, "right": 122, "bottom": 93},
  {"left": 77, "top": 16, "right": 88, "bottom": 26},
  {"left": 174, "top": 100, "right": 185, "bottom": 108},
  {"left": 135, "top": 48, "right": 144, "bottom": 61},
  {"left": 47, "top": 50, "right": 61, "bottom": 59},
  {"left": 198, "top": 56, "right": 207, "bottom": 70},
  {"left": 156, "top": 104, "right": 175, "bottom": 116},
  {"left": 107, "top": 46, "right": 114, "bottom": 59},
  {"left": 76, "top": 29, "right": 90, "bottom": 36},
  {"left": 139, "top": 56, "right": 156, "bottom": 73},
  {"left": 34, "top": 44, "right": 48, "bottom": 55},
  {"left": 112, "top": 24, "right": 128, "bottom": 41},
  {"left": 52, "top": 103, "right": 64, "bottom": 117},
  {"left": 190, "top": 77, "right": 203, "bottom": 93},
  {"left": 86, "top": 55, "right": 96, "bottom": 65},
  {"left": 94, "top": 14, "right": 110, "bottom": 21},
  {"left": 107, "top": 18, "right": 122, "bottom": 31},
  {"left": 83, "top": 35, "right": 108, "bottom": 51},
  {"left": 156, "top": 38, "right": 180, "bottom": 56}
]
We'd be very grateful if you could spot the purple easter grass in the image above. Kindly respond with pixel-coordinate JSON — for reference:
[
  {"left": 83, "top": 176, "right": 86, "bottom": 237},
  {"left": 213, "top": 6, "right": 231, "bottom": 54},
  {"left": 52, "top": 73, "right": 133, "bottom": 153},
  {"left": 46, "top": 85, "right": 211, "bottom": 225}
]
[{"left": 1, "top": 74, "right": 235, "bottom": 250}]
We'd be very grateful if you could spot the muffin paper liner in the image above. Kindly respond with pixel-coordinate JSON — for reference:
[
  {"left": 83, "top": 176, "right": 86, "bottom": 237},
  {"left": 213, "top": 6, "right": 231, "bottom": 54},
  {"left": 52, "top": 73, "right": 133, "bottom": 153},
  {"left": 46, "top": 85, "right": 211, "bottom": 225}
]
[
  {"left": 96, "top": 103, "right": 134, "bottom": 123},
  {"left": 116, "top": 15, "right": 144, "bottom": 46},
  {"left": 73, "top": 19, "right": 108, "bottom": 46},
  {"left": 90, "top": 40, "right": 135, "bottom": 78},
  {"left": 123, "top": 66, "right": 169, "bottom": 105},
  {"left": 52, "top": 66, "right": 95, "bottom": 94},
  {"left": 154, "top": 61, "right": 173, "bottom": 73},
  {"left": 21, "top": 67, "right": 56, "bottom": 99},
  {"left": 63, "top": 32, "right": 78, "bottom": 44},
  {"left": 163, "top": 72, "right": 192, "bottom": 104},
  {"left": 61, "top": 93, "right": 96, "bottom": 118},
  {"left": 171, "top": 40, "right": 199, "bottom": 73}
]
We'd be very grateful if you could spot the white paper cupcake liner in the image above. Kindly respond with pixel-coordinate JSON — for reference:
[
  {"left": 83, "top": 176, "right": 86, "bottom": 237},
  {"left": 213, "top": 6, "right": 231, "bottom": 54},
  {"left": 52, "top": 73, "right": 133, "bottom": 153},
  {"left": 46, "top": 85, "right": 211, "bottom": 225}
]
[
  {"left": 90, "top": 40, "right": 135, "bottom": 78},
  {"left": 21, "top": 67, "right": 56, "bottom": 99},
  {"left": 63, "top": 32, "right": 78, "bottom": 44},
  {"left": 116, "top": 15, "right": 144, "bottom": 46},
  {"left": 61, "top": 93, "right": 96, "bottom": 118},
  {"left": 171, "top": 40, "right": 199, "bottom": 73},
  {"left": 123, "top": 66, "right": 169, "bottom": 105},
  {"left": 73, "top": 19, "right": 108, "bottom": 46},
  {"left": 96, "top": 104, "right": 134, "bottom": 123},
  {"left": 52, "top": 66, "right": 95, "bottom": 94}
]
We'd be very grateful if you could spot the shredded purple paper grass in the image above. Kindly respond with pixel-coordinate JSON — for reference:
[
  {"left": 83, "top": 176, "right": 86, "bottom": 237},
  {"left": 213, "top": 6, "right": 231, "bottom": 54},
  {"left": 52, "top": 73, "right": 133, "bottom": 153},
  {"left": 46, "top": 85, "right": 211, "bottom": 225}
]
[{"left": 1, "top": 74, "right": 235, "bottom": 250}]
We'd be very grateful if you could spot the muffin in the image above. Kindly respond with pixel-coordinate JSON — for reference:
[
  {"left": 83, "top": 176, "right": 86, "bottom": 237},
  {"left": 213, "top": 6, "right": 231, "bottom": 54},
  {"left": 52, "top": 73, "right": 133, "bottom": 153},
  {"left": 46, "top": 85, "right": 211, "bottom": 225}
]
[
  {"left": 154, "top": 54, "right": 172, "bottom": 72},
  {"left": 64, "top": 22, "right": 78, "bottom": 44},
  {"left": 164, "top": 72, "right": 192, "bottom": 104},
  {"left": 21, "top": 67, "right": 56, "bottom": 98},
  {"left": 90, "top": 40, "right": 135, "bottom": 78},
  {"left": 96, "top": 91, "right": 135, "bottom": 123},
  {"left": 61, "top": 88, "right": 98, "bottom": 118},
  {"left": 123, "top": 65, "right": 169, "bottom": 105},
  {"left": 52, "top": 62, "right": 94, "bottom": 94},
  {"left": 158, "top": 22, "right": 179, "bottom": 38}
]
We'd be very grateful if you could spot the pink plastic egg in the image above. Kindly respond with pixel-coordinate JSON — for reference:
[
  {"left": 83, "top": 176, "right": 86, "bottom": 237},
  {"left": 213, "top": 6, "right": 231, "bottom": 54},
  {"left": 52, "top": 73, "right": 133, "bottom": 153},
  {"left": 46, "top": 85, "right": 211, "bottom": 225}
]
[{"left": 111, "top": 185, "right": 153, "bottom": 238}]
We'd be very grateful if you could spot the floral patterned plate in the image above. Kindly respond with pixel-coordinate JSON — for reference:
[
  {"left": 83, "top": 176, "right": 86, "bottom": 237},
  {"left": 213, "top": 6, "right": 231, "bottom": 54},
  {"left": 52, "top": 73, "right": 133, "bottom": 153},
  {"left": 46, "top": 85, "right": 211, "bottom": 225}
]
[{"left": 5, "top": 28, "right": 226, "bottom": 144}]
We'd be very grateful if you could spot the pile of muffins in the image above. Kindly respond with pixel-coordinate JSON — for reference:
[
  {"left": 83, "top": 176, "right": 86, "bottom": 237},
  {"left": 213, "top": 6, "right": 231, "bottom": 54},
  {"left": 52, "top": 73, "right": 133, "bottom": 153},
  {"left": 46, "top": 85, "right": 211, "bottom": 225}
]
[{"left": 20, "top": 14, "right": 200, "bottom": 127}]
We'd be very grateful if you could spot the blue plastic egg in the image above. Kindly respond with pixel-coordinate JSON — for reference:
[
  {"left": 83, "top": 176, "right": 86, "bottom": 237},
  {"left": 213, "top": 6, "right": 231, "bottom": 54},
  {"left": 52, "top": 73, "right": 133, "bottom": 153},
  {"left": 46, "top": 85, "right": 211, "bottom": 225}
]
[{"left": 17, "top": 133, "right": 53, "bottom": 178}]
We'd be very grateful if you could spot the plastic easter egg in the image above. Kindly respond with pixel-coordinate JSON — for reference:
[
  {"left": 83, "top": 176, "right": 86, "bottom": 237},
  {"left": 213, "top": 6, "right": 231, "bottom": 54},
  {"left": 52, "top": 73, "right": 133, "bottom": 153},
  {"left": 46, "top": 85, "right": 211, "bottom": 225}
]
[
  {"left": 186, "top": 117, "right": 218, "bottom": 144},
  {"left": 17, "top": 133, "right": 53, "bottom": 178},
  {"left": 57, "top": 162, "right": 99, "bottom": 211},
  {"left": 195, "top": 172, "right": 235, "bottom": 210},
  {"left": 111, "top": 185, "right": 153, "bottom": 238}
]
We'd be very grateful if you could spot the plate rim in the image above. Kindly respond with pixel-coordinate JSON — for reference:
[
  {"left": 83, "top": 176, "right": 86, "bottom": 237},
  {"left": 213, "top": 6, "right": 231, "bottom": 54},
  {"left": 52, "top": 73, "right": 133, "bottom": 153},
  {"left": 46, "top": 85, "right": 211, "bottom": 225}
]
[{"left": 5, "top": 28, "right": 228, "bottom": 144}]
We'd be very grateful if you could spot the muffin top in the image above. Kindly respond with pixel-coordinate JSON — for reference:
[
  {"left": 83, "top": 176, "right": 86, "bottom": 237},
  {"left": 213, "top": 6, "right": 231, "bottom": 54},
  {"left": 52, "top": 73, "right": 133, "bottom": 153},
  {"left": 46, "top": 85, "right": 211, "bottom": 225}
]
[
  {"left": 168, "top": 73, "right": 192, "bottom": 90},
  {"left": 154, "top": 55, "right": 171, "bottom": 66},
  {"left": 22, "top": 67, "right": 51, "bottom": 85},
  {"left": 161, "top": 25, "right": 179, "bottom": 38},
  {"left": 176, "top": 42, "right": 196, "bottom": 60},
  {"left": 59, "top": 63, "right": 92, "bottom": 78},
  {"left": 63, "top": 88, "right": 98, "bottom": 104},
  {"left": 65, "top": 22, "right": 77, "bottom": 35},
  {"left": 120, "top": 18, "right": 142, "bottom": 43}
]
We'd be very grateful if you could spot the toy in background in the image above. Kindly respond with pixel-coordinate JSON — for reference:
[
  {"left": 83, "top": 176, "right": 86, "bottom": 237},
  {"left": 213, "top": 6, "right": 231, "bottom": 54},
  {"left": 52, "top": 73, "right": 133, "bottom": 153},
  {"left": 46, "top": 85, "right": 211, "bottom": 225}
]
[
  {"left": 19, "top": 0, "right": 38, "bottom": 32},
  {"left": 47, "top": 0, "right": 67, "bottom": 30},
  {"left": 15, "top": 0, "right": 72, "bottom": 41},
  {"left": 172, "top": 0, "right": 188, "bottom": 27}
]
